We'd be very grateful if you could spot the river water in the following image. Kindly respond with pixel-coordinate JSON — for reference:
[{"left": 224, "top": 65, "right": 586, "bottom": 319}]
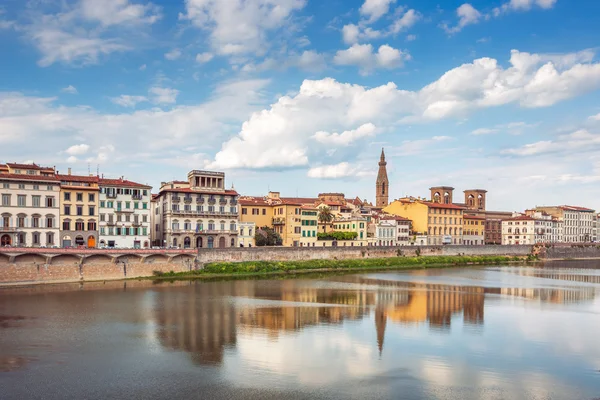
[{"left": 1, "top": 261, "right": 600, "bottom": 400}]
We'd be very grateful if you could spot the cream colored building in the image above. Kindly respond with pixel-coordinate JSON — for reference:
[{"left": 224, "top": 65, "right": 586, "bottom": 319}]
[
  {"left": 57, "top": 172, "right": 99, "bottom": 248},
  {"left": 238, "top": 221, "right": 256, "bottom": 247},
  {"left": 154, "top": 170, "right": 239, "bottom": 249},
  {"left": 0, "top": 163, "right": 60, "bottom": 247}
]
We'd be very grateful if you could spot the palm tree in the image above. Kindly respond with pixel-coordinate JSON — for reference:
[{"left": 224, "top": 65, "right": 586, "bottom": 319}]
[{"left": 318, "top": 206, "right": 334, "bottom": 224}]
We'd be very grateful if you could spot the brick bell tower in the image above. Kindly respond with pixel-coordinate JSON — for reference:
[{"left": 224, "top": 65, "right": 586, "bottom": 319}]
[{"left": 376, "top": 148, "right": 389, "bottom": 207}]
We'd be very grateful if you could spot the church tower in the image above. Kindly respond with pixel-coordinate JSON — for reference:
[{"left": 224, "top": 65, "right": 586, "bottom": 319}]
[{"left": 376, "top": 148, "right": 389, "bottom": 207}]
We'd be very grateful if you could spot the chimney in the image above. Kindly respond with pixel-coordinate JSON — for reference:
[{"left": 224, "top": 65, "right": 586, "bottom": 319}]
[{"left": 68, "top": 167, "right": 71, "bottom": 175}]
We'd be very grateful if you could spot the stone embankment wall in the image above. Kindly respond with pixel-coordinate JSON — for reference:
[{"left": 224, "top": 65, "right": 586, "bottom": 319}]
[
  {"left": 0, "top": 245, "right": 534, "bottom": 286},
  {"left": 541, "top": 244, "right": 600, "bottom": 260}
]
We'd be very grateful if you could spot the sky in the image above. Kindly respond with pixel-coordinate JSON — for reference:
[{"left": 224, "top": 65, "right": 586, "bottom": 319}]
[{"left": 1, "top": 0, "right": 600, "bottom": 212}]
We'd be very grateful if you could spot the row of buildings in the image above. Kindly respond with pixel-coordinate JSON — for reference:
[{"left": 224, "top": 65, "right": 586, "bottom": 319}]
[{"left": 0, "top": 149, "right": 597, "bottom": 248}]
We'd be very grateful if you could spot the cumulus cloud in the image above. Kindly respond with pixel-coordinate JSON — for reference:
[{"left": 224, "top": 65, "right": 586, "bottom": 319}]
[
  {"left": 502, "top": 129, "right": 600, "bottom": 156},
  {"left": 494, "top": 0, "right": 557, "bottom": 16},
  {"left": 65, "top": 143, "right": 90, "bottom": 155},
  {"left": 389, "top": 9, "right": 421, "bottom": 34},
  {"left": 61, "top": 85, "right": 78, "bottom": 94},
  {"left": 307, "top": 162, "right": 371, "bottom": 179},
  {"left": 111, "top": 95, "right": 148, "bottom": 108},
  {"left": 180, "top": 0, "right": 306, "bottom": 57},
  {"left": 359, "top": 0, "right": 396, "bottom": 23},
  {"left": 342, "top": 8, "right": 420, "bottom": 44},
  {"left": 79, "top": 0, "right": 161, "bottom": 26},
  {"left": 313, "top": 123, "right": 376, "bottom": 146},
  {"left": 441, "top": 3, "right": 483, "bottom": 34},
  {"left": 334, "top": 44, "right": 410, "bottom": 74},
  {"left": 149, "top": 87, "right": 179, "bottom": 105},
  {"left": 211, "top": 49, "right": 600, "bottom": 170},
  {"left": 196, "top": 52, "right": 214, "bottom": 63},
  {"left": 164, "top": 48, "right": 182, "bottom": 60}
]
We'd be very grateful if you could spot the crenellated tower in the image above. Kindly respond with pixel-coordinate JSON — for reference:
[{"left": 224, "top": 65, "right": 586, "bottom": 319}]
[{"left": 376, "top": 148, "right": 389, "bottom": 207}]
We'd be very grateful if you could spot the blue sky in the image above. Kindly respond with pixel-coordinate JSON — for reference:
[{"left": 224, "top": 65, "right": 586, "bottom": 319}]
[{"left": 1, "top": 0, "right": 600, "bottom": 211}]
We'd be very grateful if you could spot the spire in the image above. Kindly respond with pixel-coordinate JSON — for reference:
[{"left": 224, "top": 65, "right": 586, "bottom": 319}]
[
  {"left": 376, "top": 147, "right": 389, "bottom": 207},
  {"left": 379, "top": 148, "right": 386, "bottom": 165}
]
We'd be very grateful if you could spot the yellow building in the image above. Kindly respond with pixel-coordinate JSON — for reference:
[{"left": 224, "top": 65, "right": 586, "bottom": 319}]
[
  {"left": 383, "top": 197, "right": 464, "bottom": 245},
  {"left": 300, "top": 206, "right": 318, "bottom": 247},
  {"left": 239, "top": 197, "right": 274, "bottom": 228},
  {"left": 56, "top": 172, "right": 99, "bottom": 248},
  {"left": 463, "top": 214, "right": 485, "bottom": 245},
  {"left": 332, "top": 217, "right": 368, "bottom": 241}
]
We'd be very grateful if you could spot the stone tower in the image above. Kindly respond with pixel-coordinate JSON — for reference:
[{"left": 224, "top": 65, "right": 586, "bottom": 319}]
[
  {"left": 376, "top": 148, "right": 389, "bottom": 207},
  {"left": 464, "top": 189, "right": 487, "bottom": 211},
  {"left": 430, "top": 186, "right": 455, "bottom": 204}
]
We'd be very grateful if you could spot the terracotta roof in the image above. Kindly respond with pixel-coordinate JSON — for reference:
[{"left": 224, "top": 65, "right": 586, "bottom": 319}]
[
  {"left": 239, "top": 197, "right": 271, "bottom": 206},
  {"left": 464, "top": 215, "right": 485, "bottom": 220},
  {"left": 159, "top": 187, "right": 238, "bottom": 196},
  {"left": 56, "top": 174, "right": 99, "bottom": 184},
  {"left": 99, "top": 178, "right": 151, "bottom": 188},
  {"left": 301, "top": 204, "right": 318, "bottom": 210},
  {"left": 151, "top": 194, "right": 159, "bottom": 201},
  {"left": 505, "top": 215, "right": 534, "bottom": 221},
  {"left": 280, "top": 197, "right": 318, "bottom": 205},
  {"left": 381, "top": 215, "right": 411, "bottom": 221},
  {"left": 6, "top": 162, "right": 54, "bottom": 171},
  {"left": 420, "top": 201, "right": 465, "bottom": 210},
  {"left": 0, "top": 173, "right": 59, "bottom": 182},
  {"left": 322, "top": 201, "right": 345, "bottom": 206},
  {"left": 559, "top": 205, "right": 595, "bottom": 212}
]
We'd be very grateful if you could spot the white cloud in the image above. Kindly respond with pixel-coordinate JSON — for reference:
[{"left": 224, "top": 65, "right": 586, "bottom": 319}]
[
  {"left": 389, "top": 9, "right": 421, "bottom": 34},
  {"left": 180, "top": 0, "right": 307, "bottom": 57},
  {"left": 290, "top": 50, "right": 327, "bottom": 72},
  {"left": 211, "top": 49, "right": 600, "bottom": 170},
  {"left": 65, "top": 144, "right": 90, "bottom": 155},
  {"left": 111, "top": 95, "right": 148, "bottom": 108},
  {"left": 441, "top": 3, "right": 483, "bottom": 34},
  {"left": 66, "top": 156, "right": 78, "bottom": 163},
  {"left": 22, "top": 0, "right": 160, "bottom": 67},
  {"left": 471, "top": 128, "right": 497, "bottom": 135},
  {"left": 406, "top": 34, "right": 417, "bottom": 42},
  {"left": 79, "top": 0, "right": 161, "bottom": 26},
  {"left": 61, "top": 85, "right": 78, "bottom": 94},
  {"left": 164, "top": 48, "right": 182, "bottom": 60},
  {"left": 313, "top": 123, "right": 376, "bottom": 146},
  {"left": 342, "top": 24, "right": 360, "bottom": 45},
  {"left": 494, "top": 0, "right": 557, "bottom": 16},
  {"left": 196, "top": 52, "right": 214, "bottom": 63},
  {"left": 589, "top": 113, "right": 600, "bottom": 121},
  {"left": 149, "top": 87, "right": 180, "bottom": 105},
  {"left": 334, "top": 44, "right": 410, "bottom": 74},
  {"left": 307, "top": 162, "right": 371, "bottom": 179},
  {"left": 139, "top": 64, "right": 147, "bottom": 71},
  {"left": 502, "top": 129, "right": 600, "bottom": 156},
  {"left": 360, "top": 0, "right": 396, "bottom": 23}
]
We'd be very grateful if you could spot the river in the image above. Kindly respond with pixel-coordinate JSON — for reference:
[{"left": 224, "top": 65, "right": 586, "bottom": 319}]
[{"left": 1, "top": 261, "right": 600, "bottom": 399}]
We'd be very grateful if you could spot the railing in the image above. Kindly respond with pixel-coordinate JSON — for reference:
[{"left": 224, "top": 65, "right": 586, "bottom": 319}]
[
  {"left": 171, "top": 210, "right": 238, "bottom": 217},
  {"left": 196, "top": 197, "right": 204, "bottom": 204},
  {"left": 219, "top": 199, "right": 228, "bottom": 205},
  {"left": 184, "top": 196, "right": 193, "bottom": 203},
  {"left": 107, "top": 220, "right": 115, "bottom": 226},
  {"left": 107, "top": 192, "right": 117, "bottom": 198},
  {"left": 172, "top": 196, "right": 180, "bottom": 202},
  {"left": 0, "top": 226, "right": 18, "bottom": 231},
  {"left": 115, "top": 208, "right": 134, "bottom": 213},
  {"left": 168, "top": 229, "right": 238, "bottom": 235},
  {"left": 132, "top": 194, "right": 143, "bottom": 200},
  {"left": 208, "top": 199, "right": 216, "bottom": 205},
  {"left": 273, "top": 218, "right": 285, "bottom": 225}
]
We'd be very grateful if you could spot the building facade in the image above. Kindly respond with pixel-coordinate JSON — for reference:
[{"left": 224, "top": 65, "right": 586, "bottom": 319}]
[
  {"left": 56, "top": 172, "right": 99, "bottom": 248},
  {"left": 462, "top": 215, "right": 485, "bottom": 245},
  {"left": 238, "top": 221, "right": 256, "bottom": 247},
  {"left": 154, "top": 170, "right": 239, "bottom": 249},
  {"left": 375, "top": 219, "right": 397, "bottom": 246},
  {"left": 502, "top": 216, "right": 535, "bottom": 245},
  {"left": 98, "top": 178, "right": 152, "bottom": 248},
  {"left": 0, "top": 163, "right": 60, "bottom": 247},
  {"left": 535, "top": 206, "right": 595, "bottom": 243}
]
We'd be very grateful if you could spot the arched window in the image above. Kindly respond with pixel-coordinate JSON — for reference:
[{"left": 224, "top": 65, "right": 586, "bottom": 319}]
[
  {"left": 381, "top": 182, "right": 386, "bottom": 195},
  {"left": 523, "top": 228, "right": 527, "bottom": 233},
  {"left": 220, "top": 221, "right": 226, "bottom": 231},
  {"left": 47, "top": 232, "right": 55, "bottom": 246},
  {"left": 208, "top": 220, "right": 215, "bottom": 230},
  {"left": 444, "top": 192, "right": 450, "bottom": 204},
  {"left": 171, "top": 220, "right": 179, "bottom": 231},
  {"left": 468, "top": 195, "right": 474, "bottom": 207},
  {"left": 433, "top": 192, "right": 441, "bottom": 203},
  {"left": 207, "top": 236, "right": 214, "bottom": 248},
  {"left": 184, "top": 220, "right": 191, "bottom": 230},
  {"left": 508, "top": 228, "right": 512, "bottom": 233},
  {"left": 184, "top": 237, "right": 191, "bottom": 248},
  {"left": 196, "top": 220, "right": 203, "bottom": 232},
  {"left": 173, "top": 238, "right": 178, "bottom": 247},
  {"left": 231, "top": 238, "right": 235, "bottom": 247}
]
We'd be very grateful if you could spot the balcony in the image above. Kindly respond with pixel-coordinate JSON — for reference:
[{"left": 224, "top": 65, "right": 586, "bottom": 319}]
[
  {"left": 107, "top": 220, "right": 116, "bottom": 226},
  {"left": 196, "top": 197, "right": 204, "bottom": 204},
  {"left": 0, "top": 226, "right": 18, "bottom": 232},
  {"left": 132, "top": 194, "right": 143, "bottom": 200},
  {"left": 231, "top": 200, "right": 238, "bottom": 206},
  {"left": 208, "top": 199, "right": 216, "bottom": 205},
  {"left": 115, "top": 208, "right": 134, "bottom": 213},
  {"left": 168, "top": 229, "right": 238, "bottom": 235},
  {"left": 219, "top": 199, "right": 228, "bottom": 205},
  {"left": 107, "top": 192, "right": 117, "bottom": 199},
  {"left": 273, "top": 217, "right": 286, "bottom": 225},
  {"left": 132, "top": 221, "right": 141, "bottom": 227},
  {"left": 184, "top": 196, "right": 193, "bottom": 203},
  {"left": 171, "top": 196, "right": 181, "bottom": 202},
  {"left": 171, "top": 209, "right": 238, "bottom": 218}
]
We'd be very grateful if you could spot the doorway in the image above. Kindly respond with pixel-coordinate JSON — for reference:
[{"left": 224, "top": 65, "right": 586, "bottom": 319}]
[
  {"left": 218, "top": 237, "right": 225, "bottom": 248},
  {"left": 87, "top": 236, "right": 96, "bottom": 248},
  {"left": 0, "top": 234, "right": 11, "bottom": 246}
]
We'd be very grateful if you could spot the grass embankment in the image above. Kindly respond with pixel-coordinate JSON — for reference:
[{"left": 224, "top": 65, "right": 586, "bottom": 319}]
[{"left": 151, "top": 255, "right": 528, "bottom": 280}]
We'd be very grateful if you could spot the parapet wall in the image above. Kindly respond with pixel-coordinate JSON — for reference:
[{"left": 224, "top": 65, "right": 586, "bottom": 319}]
[
  {"left": 543, "top": 244, "right": 600, "bottom": 260},
  {"left": 0, "top": 245, "right": 534, "bottom": 286}
]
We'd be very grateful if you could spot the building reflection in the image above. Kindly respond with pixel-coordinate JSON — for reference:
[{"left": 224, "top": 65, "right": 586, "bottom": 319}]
[{"left": 152, "top": 273, "right": 596, "bottom": 365}]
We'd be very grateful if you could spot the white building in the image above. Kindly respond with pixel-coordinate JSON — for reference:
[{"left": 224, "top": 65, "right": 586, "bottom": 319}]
[
  {"left": 0, "top": 163, "right": 60, "bottom": 247},
  {"left": 98, "top": 178, "right": 152, "bottom": 249},
  {"left": 375, "top": 219, "right": 397, "bottom": 246},
  {"left": 502, "top": 215, "right": 535, "bottom": 245},
  {"left": 238, "top": 221, "right": 255, "bottom": 247},
  {"left": 380, "top": 216, "right": 411, "bottom": 245},
  {"left": 525, "top": 211, "right": 563, "bottom": 243},
  {"left": 536, "top": 206, "right": 595, "bottom": 243},
  {"left": 154, "top": 170, "right": 239, "bottom": 249}
]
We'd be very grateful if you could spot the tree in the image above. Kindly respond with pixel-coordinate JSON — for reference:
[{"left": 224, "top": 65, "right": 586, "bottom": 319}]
[
  {"left": 255, "top": 226, "right": 283, "bottom": 246},
  {"left": 318, "top": 206, "right": 334, "bottom": 223}
]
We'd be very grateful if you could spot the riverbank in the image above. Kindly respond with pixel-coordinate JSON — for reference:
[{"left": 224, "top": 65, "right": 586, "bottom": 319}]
[{"left": 149, "top": 255, "right": 530, "bottom": 281}]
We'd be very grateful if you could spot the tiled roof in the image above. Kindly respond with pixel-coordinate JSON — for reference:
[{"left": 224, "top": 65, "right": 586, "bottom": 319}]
[
  {"left": 280, "top": 197, "right": 318, "bottom": 205},
  {"left": 56, "top": 174, "right": 99, "bottom": 184},
  {"left": 6, "top": 162, "right": 54, "bottom": 171},
  {"left": 420, "top": 201, "right": 465, "bottom": 210},
  {"left": 239, "top": 197, "right": 271, "bottom": 206},
  {"left": 505, "top": 215, "right": 534, "bottom": 221},
  {"left": 464, "top": 214, "right": 485, "bottom": 220},
  {"left": 99, "top": 178, "right": 151, "bottom": 188},
  {"left": 0, "top": 173, "right": 59, "bottom": 182},
  {"left": 159, "top": 187, "right": 238, "bottom": 196},
  {"left": 381, "top": 215, "right": 411, "bottom": 221},
  {"left": 559, "top": 205, "right": 595, "bottom": 212}
]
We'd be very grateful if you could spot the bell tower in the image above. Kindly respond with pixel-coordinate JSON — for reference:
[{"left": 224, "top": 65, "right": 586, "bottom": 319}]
[
  {"left": 464, "top": 189, "right": 487, "bottom": 211},
  {"left": 376, "top": 148, "right": 389, "bottom": 207}
]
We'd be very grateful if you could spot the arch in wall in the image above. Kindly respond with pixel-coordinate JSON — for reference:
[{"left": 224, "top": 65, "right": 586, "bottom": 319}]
[
  {"left": 75, "top": 235, "right": 85, "bottom": 246},
  {"left": 184, "top": 237, "right": 191, "bottom": 248},
  {"left": 207, "top": 236, "right": 214, "bottom": 248},
  {"left": 0, "top": 253, "right": 10, "bottom": 263},
  {"left": 51, "top": 254, "right": 82, "bottom": 265},
  {"left": 87, "top": 235, "right": 96, "bottom": 248},
  {"left": 144, "top": 254, "right": 170, "bottom": 263},
  {"left": 83, "top": 254, "right": 114, "bottom": 264},
  {"left": 13, "top": 253, "right": 47, "bottom": 264},
  {"left": 170, "top": 254, "right": 195, "bottom": 264},
  {"left": 196, "top": 236, "right": 203, "bottom": 248},
  {"left": 62, "top": 235, "right": 72, "bottom": 248},
  {"left": 116, "top": 254, "right": 143, "bottom": 264},
  {"left": 218, "top": 236, "right": 226, "bottom": 248},
  {"left": 1, "top": 234, "right": 11, "bottom": 246}
]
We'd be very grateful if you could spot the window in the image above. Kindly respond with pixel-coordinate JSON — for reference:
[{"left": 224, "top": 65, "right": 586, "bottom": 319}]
[
  {"left": 220, "top": 222, "right": 225, "bottom": 231},
  {"left": 17, "top": 195, "right": 26, "bottom": 207},
  {"left": 88, "top": 193, "right": 95, "bottom": 202},
  {"left": 125, "top": 202, "right": 130, "bottom": 209},
  {"left": 142, "top": 215, "right": 147, "bottom": 223},
  {"left": 2, "top": 194, "right": 10, "bottom": 206},
  {"left": 63, "top": 192, "right": 71, "bottom": 202},
  {"left": 294, "top": 227, "right": 301, "bottom": 234},
  {"left": 17, "top": 216, "right": 25, "bottom": 228},
  {"left": 107, "top": 201, "right": 113, "bottom": 208},
  {"left": 89, "top": 206, "right": 95, "bottom": 216},
  {"left": 18, "top": 184, "right": 25, "bottom": 189},
  {"left": 117, "top": 215, "right": 122, "bottom": 222},
  {"left": 46, "top": 197, "right": 54, "bottom": 207},
  {"left": 32, "top": 216, "right": 39, "bottom": 228},
  {"left": 32, "top": 195, "right": 40, "bottom": 207},
  {"left": 134, "top": 202, "right": 139, "bottom": 209},
  {"left": 62, "top": 220, "right": 70, "bottom": 230},
  {"left": 2, "top": 183, "right": 8, "bottom": 189},
  {"left": 75, "top": 221, "right": 84, "bottom": 230},
  {"left": 47, "top": 232, "right": 54, "bottom": 245},
  {"left": 88, "top": 221, "right": 96, "bottom": 231},
  {"left": 262, "top": 209, "right": 266, "bottom": 215},
  {"left": 64, "top": 205, "right": 71, "bottom": 215},
  {"left": 46, "top": 217, "right": 54, "bottom": 228},
  {"left": 76, "top": 193, "right": 83, "bottom": 202},
  {"left": 77, "top": 206, "right": 83, "bottom": 216},
  {"left": 117, "top": 202, "right": 122, "bottom": 210},
  {"left": 33, "top": 233, "right": 40, "bottom": 245},
  {"left": 100, "top": 214, "right": 105, "bottom": 222},
  {"left": 46, "top": 185, "right": 53, "bottom": 191},
  {"left": 142, "top": 203, "right": 147, "bottom": 210}
]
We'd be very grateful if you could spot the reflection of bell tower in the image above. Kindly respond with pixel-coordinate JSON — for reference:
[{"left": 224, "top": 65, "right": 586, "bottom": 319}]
[
  {"left": 464, "top": 189, "right": 487, "bottom": 211},
  {"left": 376, "top": 148, "right": 389, "bottom": 207},
  {"left": 375, "top": 306, "right": 387, "bottom": 356},
  {"left": 430, "top": 186, "right": 454, "bottom": 204}
]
